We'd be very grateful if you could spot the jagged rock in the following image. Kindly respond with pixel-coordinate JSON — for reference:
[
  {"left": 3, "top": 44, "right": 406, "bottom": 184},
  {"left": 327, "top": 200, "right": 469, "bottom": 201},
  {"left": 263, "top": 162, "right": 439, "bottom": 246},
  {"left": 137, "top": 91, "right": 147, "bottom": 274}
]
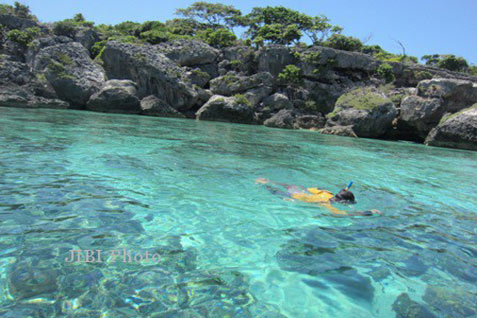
[
  {"left": 425, "top": 105, "right": 477, "bottom": 151},
  {"left": 264, "top": 109, "right": 295, "bottom": 129},
  {"left": 294, "top": 114, "right": 326, "bottom": 130},
  {"left": 319, "top": 125, "right": 358, "bottom": 137},
  {"left": 0, "top": 82, "right": 68, "bottom": 108},
  {"left": 392, "top": 293, "right": 436, "bottom": 318},
  {"left": 101, "top": 41, "right": 198, "bottom": 110},
  {"left": 417, "top": 78, "right": 477, "bottom": 112},
  {"left": 299, "top": 46, "right": 378, "bottom": 74},
  {"left": 326, "top": 87, "right": 397, "bottom": 137},
  {"left": 186, "top": 68, "right": 211, "bottom": 88},
  {"left": 222, "top": 46, "right": 256, "bottom": 74},
  {"left": 0, "top": 14, "right": 43, "bottom": 30},
  {"left": 243, "top": 85, "right": 273, "bottom": 106},
  {"left": 140, "top": 95, "right": 185, "bottom": 118},
  {"left": 156, "top": 39, "right": 219, "bottom": 66},
  {"left": 74, "top": 27, "right": 100, "bottom": 51},
  {"left": 262, "top": 93, "right": 293, "bottom": 112},
  {"left": 210, "top": 72, "right": 273, "bottom": 96},
  {"left": 196, "top": 95, "right": 255, "bottom": 124},
  {"left": 27, "top": 37, "right": 104, "bottom": 107},
  {"left": 303, "top": 80, "right": 355, "bottom": 114},
  {"left": 399, "top": 96, "right": 444, "bottom": 139},
  {"left": 86, "top": 79, "right": 141, "bottom": 113},
  {"left": 0, "top": 54, "right": 34, "bottom": 85},
  {"left": 257, "top": 45, "right": 295, "bottom": 77}
]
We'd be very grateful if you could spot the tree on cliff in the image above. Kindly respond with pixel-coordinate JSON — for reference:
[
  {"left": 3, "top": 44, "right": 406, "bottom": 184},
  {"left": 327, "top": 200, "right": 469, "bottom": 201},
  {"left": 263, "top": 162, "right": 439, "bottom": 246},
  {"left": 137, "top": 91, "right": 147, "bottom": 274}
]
[
  {"left": 422, "top": 54, "right": 469, "bottom": 73},
  {"left": 175, "top": 2, "right": 242, "bottom": 30}
]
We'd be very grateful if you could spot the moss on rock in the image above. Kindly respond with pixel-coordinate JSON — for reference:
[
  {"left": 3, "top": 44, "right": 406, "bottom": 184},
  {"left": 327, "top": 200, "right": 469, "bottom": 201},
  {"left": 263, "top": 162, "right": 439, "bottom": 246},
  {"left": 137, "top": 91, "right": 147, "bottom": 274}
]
[{"left": 334, "top": 87, "right": 392, "bottom": 112}]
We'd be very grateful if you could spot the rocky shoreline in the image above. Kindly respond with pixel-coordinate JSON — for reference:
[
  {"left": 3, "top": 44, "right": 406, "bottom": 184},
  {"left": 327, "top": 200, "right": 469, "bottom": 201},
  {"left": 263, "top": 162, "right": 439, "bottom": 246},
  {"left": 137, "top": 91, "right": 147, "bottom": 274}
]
[{"left": 1, "top": 14, "right": 476, "bottom": 150}]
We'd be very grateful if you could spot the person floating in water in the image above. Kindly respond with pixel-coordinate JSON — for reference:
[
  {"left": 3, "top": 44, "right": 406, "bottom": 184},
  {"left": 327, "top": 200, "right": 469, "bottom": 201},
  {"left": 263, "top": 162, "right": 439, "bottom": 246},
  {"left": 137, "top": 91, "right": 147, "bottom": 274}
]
[{"left": 256, "top": 178, "right": 382, "bottom": 216}]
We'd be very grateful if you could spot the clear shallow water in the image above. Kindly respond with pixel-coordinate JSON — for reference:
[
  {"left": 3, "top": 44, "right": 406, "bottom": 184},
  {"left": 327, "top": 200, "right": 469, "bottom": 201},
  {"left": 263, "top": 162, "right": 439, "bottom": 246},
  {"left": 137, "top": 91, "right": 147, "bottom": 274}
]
[{"left": 0, "top": 106, "right": 476, "bottom": 317}]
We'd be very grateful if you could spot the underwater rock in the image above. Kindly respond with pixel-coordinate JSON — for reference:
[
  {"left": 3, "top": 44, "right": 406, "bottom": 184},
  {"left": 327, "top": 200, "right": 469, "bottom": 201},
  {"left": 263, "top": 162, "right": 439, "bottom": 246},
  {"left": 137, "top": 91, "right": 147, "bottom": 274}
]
[
  {"left": 392, "top": 293, "right": 436, "bottom": 318},
  {"left": 423, "top": 285, "right": 476, "bottom": 318},
  {"left": 321, "top": 268, "right": 375, "bottom": 303},
  {"left": 8, "top": 265, "right": 61, "bottom": 300}
]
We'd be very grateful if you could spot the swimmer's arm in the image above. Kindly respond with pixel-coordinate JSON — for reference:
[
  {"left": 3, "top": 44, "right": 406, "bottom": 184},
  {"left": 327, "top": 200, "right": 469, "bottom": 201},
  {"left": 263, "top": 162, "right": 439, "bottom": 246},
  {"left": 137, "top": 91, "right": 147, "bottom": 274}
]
[
  {"left": 322, "top": 202, "right": 348, "bottom": 215},
  {"left": 256, "top": 178, "right": 304, "bottom": 190}
]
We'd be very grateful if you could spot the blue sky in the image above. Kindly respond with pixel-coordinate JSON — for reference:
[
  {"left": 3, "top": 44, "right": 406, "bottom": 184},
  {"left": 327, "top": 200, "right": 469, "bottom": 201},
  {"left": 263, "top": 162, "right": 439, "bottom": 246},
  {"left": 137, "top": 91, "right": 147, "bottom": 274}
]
[{"left": 3, "top": 0, "right": 477, "bottom": 64}]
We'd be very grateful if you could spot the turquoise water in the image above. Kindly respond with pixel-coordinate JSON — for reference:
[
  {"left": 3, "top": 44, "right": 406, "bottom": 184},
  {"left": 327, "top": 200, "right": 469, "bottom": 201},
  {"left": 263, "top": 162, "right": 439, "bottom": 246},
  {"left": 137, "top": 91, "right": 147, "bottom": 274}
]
[{"left": 0, "top": 106, "right": 476, "bottom": 317}]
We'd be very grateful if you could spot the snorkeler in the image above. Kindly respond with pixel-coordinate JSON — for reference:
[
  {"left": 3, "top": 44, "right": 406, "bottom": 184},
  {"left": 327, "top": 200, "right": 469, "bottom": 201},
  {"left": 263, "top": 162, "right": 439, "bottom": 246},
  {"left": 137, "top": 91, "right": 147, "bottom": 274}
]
[{"left": 256, "top": 178, "right": 382, "bottom": 216}]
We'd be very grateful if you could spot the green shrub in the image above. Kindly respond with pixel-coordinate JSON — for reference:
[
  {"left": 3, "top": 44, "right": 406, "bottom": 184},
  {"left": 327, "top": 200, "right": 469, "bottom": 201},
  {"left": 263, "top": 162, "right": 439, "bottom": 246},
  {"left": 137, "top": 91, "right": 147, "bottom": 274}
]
[
  {"left": 324, "top": 34, "right": 362, "bottom": 52},
  {"left": 198, "top": 28, "right": 236, "bottom": 48},
  {"left": 53, "top": 20, "right": 77, "bottom": 38},
  {"left": 302, "top": 51, "right": 321, "bottom": 64},
  {"left": 278, "top": 64, "right": 302, "bottom": 85},
  {"left": 234, "top": 94, "right": 251, "bottom": 106},
  {"left": 376, "top": 63, "right": 395, "bottom": 83},
  {"left": 6, "top": 27, "right": 40, "bottom": 47}
]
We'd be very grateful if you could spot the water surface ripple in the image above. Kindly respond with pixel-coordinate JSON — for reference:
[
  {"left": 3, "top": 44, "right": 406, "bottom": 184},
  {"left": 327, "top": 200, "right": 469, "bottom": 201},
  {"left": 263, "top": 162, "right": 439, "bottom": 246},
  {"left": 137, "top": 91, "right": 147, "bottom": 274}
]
[{"left": 0, "top": 107, "right": 476, "bottom": 317}]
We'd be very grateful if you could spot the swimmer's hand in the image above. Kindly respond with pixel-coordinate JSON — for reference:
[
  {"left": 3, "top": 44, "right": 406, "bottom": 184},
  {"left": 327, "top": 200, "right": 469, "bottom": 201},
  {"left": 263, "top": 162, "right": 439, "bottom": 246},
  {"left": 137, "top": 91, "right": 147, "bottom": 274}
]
[
  {"left": 256, "top": 178, "right": 269, "bottom": 184},
  {"left": 358, "top": 209, "right": 382, "bottom": 216}
]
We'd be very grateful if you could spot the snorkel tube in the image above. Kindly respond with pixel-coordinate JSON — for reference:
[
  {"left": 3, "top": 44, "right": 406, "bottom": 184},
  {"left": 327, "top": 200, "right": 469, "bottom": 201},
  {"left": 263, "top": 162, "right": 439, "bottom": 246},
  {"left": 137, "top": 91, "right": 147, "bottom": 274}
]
[{"left": 345, "top": 181, "right": 353, "bottom": 191}]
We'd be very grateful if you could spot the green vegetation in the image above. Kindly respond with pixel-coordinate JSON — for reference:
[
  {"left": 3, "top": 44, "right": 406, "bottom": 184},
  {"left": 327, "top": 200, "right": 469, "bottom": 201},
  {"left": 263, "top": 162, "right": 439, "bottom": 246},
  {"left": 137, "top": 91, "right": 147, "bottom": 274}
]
[
  {"left": 1, "top": 1, "right": 475, "bottom": 75},
  {"left": 278, "top": 65, "right": 302, "bottom": 85},
  {"left": 6, "top": 27, "right": 40, "bottom": 47},
  {"left": 422, "top": 54, "right": 469, "bottom": 73},
  {"left": 324, "top": 34, "right": 362, "bottom": 52},
  {"left": 46, "top": 59, "right": 75, "bottom": 80},
  {"left": 0, "top": 2, "right": 37, "bottom": 20},
  {"left": 439, "top": 104, "right": 477, "bottom": 124},
  {"left": 331, "top": 87, "right": 392, "bottom": 117},
  {"left": 197, "top": 28, "right": 236, "bottom": 48},
  {"left": 233, "top": 94, "right": 251, "bottom": 106},
  {"left": 376, "top": 63, "right": 395, "bottom": 83}
]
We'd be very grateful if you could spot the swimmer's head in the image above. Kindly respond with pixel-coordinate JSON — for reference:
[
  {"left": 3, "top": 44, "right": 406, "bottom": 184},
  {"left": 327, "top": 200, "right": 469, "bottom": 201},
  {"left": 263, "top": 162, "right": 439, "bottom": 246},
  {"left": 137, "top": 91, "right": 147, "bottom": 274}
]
[{"left": 333, "top": 189, "right": 355, "bottom": 203}]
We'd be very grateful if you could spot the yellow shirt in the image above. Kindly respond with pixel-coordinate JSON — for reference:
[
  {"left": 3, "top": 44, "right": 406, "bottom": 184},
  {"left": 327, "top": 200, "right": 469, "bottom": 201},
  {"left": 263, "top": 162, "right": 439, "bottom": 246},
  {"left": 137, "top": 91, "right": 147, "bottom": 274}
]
[{"left": 291, "top": 187, "right": 347, "bottom": 215}]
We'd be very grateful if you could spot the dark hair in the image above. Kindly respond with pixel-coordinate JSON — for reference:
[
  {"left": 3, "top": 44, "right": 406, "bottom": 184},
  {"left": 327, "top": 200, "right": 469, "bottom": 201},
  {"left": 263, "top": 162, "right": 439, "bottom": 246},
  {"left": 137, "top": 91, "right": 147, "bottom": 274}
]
[{"left": 334, "top": 189, "right": 355, "bottom": 203}]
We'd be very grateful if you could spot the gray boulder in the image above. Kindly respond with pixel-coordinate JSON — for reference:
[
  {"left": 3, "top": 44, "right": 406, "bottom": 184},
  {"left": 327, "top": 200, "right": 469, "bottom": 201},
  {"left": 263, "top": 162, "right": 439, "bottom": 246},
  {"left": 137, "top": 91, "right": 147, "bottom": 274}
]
[
  {"left": 156, "top": 39, "right": 219, "bottom": 66},
  {"left": 262, "top": 93, "right": 293, "bottom": 112},
  {"left": 0, "top": 14, "right": 43, "bottom": 30},
  {"left": 27, "top": 38, "right": 105, "bottom": 107},
  {"left": 185, "top": 68, "right": 211, "bottom": 88},
  {"left": 264, "top": 109, "right": 295, "bottom": 129},
  {"left": 196, "top": 95, "right": 255, "bottom": 124},
  {"left": 101, "top": 41, "right": 198, "bottom": 110},
  {"left": 417, "top": 78, "right": 477, "bottom": 112},
  {"left": 140, "top": 95, "right": 185, "bottom": 118},
  {"left": 222, "top": 46, "right": 256, "bottom": 74},
  {"left": 257, "top": 45, "right": 295, "bottom": 77},
  {"left": 299, "top": 46, "right": 378, "bottom": 74},
  {"left": 243, "top": 85, "right": 273, "bottom": 107},
  {"left": 294, "top": 114, "right": 326, "bottom": 130},
  {"left": 425, "top": 105, "right": 477, "bottom": 151},
  {"left": 0, "top": 82, "right": 68, "bottom": 109},
  {"left": 74, "top": 27, "right": 100, "bottom": 51},
  {"left": 399, "top": 96, "right": 444, "bottom": 139},
  {"left": 210, "top": 72, "right": 273, "bottom": 96},
  {"left": 319, "top": 125, "right": 358, "bottom": 137},
  {"left": 327, "top": 87, "right": 397, "bottom": 138},
  {"left": 86, "top": 80, "right": 141, "bottom": 113}
]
